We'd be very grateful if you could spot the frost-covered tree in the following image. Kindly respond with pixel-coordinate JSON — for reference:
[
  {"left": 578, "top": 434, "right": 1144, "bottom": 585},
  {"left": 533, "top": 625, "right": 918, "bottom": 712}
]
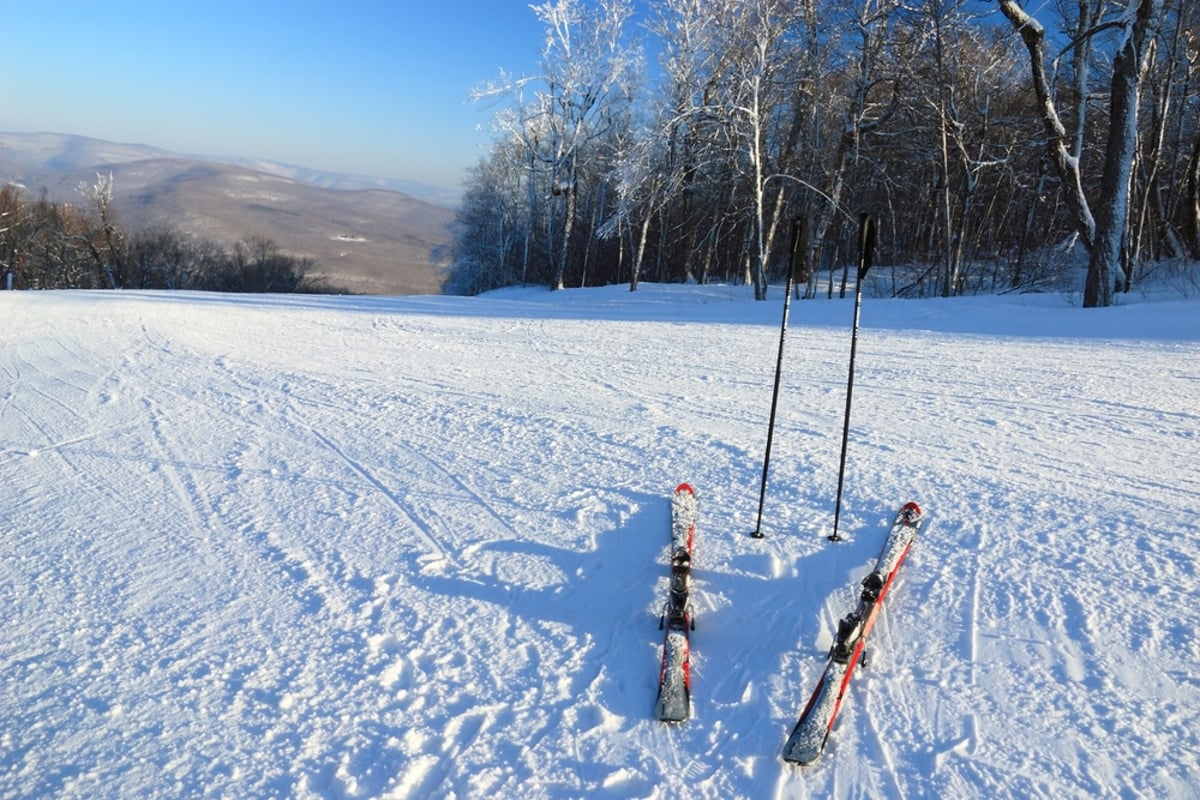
[
  {"left": 999, "top": 0, "right": 1166, "bottom": 307},
  {"left": 446, "top": 152, "right": 526, "bottom": 295},
  {"left": 470, "top": 0, "right": 639, "bottom": 291},
  {"left": 75, "top": 171, "right": 125, "bottom": 288},
  {"left": 452, "top": 0, "right": 1194, "bottom": 300}
]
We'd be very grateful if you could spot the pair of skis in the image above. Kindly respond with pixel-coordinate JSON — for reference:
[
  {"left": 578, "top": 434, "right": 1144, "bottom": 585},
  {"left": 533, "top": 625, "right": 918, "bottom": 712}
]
[
  {"left": 655, "top": 483, "right": 697, "bottom": 722},
  {"left": 652, "top": 486, "right": 924, "bottom": 759},
  {"left": 782, "top": 501, "right": 925, "bottom": 764}
]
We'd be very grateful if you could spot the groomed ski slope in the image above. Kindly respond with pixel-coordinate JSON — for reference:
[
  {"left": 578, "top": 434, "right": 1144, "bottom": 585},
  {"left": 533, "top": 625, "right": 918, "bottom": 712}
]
[{"left": 1, "top": 283, "right": 1197, "bottom": 799}]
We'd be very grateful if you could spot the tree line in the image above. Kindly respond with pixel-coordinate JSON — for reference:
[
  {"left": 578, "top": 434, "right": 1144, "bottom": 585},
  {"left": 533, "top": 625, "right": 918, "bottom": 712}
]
[
  {"left": 0, "top": 176, "right": 336, "bottom": 293},
  {"left": 446, "top": 0, "right": 1199, "bottom": 307}
]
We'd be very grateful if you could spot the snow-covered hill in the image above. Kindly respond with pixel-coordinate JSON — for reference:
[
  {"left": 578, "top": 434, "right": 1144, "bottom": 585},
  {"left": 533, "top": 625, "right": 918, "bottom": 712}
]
[
  {"left": 2, "top": 285, "right": 1197, "bottom": 799},
  {"left": 0, "top": 131, "right": 455, "bottom": 295}
]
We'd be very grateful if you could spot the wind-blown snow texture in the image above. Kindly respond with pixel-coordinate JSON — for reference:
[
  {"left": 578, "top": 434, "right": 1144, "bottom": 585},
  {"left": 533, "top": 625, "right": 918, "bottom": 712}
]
[{"left": 2, "top": 284, "right": 1197, "bottom": 799}]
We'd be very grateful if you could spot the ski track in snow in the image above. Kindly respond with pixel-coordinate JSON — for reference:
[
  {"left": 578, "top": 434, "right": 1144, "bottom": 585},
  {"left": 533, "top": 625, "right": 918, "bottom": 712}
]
[{"left": 1, "top": 285, "right": 1198, "bottom": 799}]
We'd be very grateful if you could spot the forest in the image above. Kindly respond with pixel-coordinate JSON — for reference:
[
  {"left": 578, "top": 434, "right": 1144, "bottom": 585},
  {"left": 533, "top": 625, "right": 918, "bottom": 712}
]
[
  {"left": 446, "top": 0, "right": 1199, "bottom": 307},
  {"left": 0, "top": 177, "right": 329, "bottom": 294}
]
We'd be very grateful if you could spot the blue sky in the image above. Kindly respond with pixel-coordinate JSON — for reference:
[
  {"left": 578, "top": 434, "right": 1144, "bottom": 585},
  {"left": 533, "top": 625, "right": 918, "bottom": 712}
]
[{"left": 0, "top": 1, "right": 553, "bottom": 190}]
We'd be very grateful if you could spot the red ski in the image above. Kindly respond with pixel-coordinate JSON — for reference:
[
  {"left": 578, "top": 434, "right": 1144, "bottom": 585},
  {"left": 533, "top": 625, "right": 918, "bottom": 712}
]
[
  {"left": 783, "top": 502, "right": 924, "bottom": 763},
  {"left": 655, "top": 483, "right": 697, "bottom": 722}
]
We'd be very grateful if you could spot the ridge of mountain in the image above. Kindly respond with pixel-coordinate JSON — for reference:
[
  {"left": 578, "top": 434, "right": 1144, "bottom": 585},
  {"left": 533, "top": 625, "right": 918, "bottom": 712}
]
[{"left": 0, "top": 131, "right": 456, "bottom": 295}]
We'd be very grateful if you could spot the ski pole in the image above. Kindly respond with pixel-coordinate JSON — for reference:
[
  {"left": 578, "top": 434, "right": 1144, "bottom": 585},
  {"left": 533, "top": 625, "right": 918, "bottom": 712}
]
[
  {"left": 752, "top": 216, "right": 807, "bottom": 539},
  {"left": 830, "top": 213, "right": 876, "bottom": 542}
]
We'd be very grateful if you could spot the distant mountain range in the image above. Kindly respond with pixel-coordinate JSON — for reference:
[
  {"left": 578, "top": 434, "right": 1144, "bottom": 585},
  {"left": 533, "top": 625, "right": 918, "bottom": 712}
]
[{"left": 0, "top": 132, "right": 458, "bottom": 295}]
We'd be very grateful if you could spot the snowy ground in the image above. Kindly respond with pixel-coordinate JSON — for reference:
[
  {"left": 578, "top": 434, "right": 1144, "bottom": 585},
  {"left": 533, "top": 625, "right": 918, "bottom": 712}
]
[{"left": 1, "top": 282, "right": 1197, "bottom": 799}]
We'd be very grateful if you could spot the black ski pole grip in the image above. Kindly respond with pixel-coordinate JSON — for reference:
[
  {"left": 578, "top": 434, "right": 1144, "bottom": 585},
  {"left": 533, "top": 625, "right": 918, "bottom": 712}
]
[
  {"left": 858, "top": 213, "right": 876, "bottom": 281},
  {"left": 790, "top": 215, "right": 807, "bottom": 283}
]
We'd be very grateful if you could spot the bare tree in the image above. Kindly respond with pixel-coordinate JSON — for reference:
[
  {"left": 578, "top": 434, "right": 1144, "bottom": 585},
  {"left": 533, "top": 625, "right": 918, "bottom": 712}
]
[
  {"left": 447, "top": 154, "right": 524, "bottom": 294},
  {"left": 75, "top": 171, "right": 125, "bottom": 288},
  {"left": 453, "top": 0, "right": 1194, "bottom": 301},
  {"left": 999, "top": 0, "right": 1165, "bottom": 307},
  {"left": 534, "top": 0, "right": 638, "bottom": 290},
  {"left": 801, "top": 0, "right": 901, "bottom": 299},
  {"left": 895, "top": 1, "right": 1024, "bottom": 296},
  {"left": 1129, "top": 0, "right": 1197, "bottom": 269}
]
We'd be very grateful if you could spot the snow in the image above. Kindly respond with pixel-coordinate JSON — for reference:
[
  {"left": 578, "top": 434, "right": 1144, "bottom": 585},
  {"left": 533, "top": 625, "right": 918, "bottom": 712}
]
[{"left": 1, "top": 282, "right": 1197, "bottom": 799}]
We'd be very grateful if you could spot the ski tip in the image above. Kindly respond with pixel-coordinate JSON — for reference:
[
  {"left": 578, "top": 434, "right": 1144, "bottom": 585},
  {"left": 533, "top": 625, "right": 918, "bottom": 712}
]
[
  {"left": 674, "top": 482, "right": 695, "bottom": 496},
  {"left": 902, "top": 501, "right": 922, "bottom": 516}
]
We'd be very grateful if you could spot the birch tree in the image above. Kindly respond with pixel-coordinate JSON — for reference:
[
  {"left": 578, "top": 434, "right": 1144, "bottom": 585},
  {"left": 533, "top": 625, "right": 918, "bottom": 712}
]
[
  {"left": 610, "top": 0, "right": 716, "bottom": 290},
  {"left": 999, "top": 0, "right": 1165, "bottom": 307},
  {"left": 800, "top": 0, "right": 899, "bottom": 299},
  {"left": 75, "top": 171, "right": 125, "bottom": 288},
  {"left": 530, "top": 0, "right": 638, "bottom": 289}
]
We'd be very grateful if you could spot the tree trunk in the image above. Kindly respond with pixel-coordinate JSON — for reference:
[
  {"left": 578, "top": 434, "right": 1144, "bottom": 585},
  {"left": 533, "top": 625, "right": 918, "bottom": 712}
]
[
  {"left": 1186, "top": 136, "right": 1200, "bottom": 258},
  {"left": 553, "top": 162, "right": 576, "bottom": 291},
  {"left": 1000, "top": 0, "right": 1161, "bottom": 307},
  {"left": 998, "top": 0, "right": 1095, "bottom": 251},
  {"left": 1085, "top": 0, "right": 1160, "bottom": 307},
  {"left": 749, "top": 78, "right": 769, "bottom": 301},
  {"left": 631, "top": 202, "right": 652, "bottom": 292}
]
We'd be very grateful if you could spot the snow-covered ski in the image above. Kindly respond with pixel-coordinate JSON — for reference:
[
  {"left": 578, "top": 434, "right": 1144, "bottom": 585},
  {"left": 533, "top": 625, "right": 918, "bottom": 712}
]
[
  {"left": 655, "top": 483, "right": 697, "bottom": 722},
  {"left": 782, "top": 502, "right": 924, "bottom": 764}
]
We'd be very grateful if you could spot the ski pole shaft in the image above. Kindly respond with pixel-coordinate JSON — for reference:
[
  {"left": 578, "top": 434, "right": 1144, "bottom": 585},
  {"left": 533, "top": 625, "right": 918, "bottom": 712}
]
[
  {"left": 830, "top": 214, "right": 875, "bottom": 542},
  {"left": 752, "top": 216, "right": 806, "bottom": 538}
]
